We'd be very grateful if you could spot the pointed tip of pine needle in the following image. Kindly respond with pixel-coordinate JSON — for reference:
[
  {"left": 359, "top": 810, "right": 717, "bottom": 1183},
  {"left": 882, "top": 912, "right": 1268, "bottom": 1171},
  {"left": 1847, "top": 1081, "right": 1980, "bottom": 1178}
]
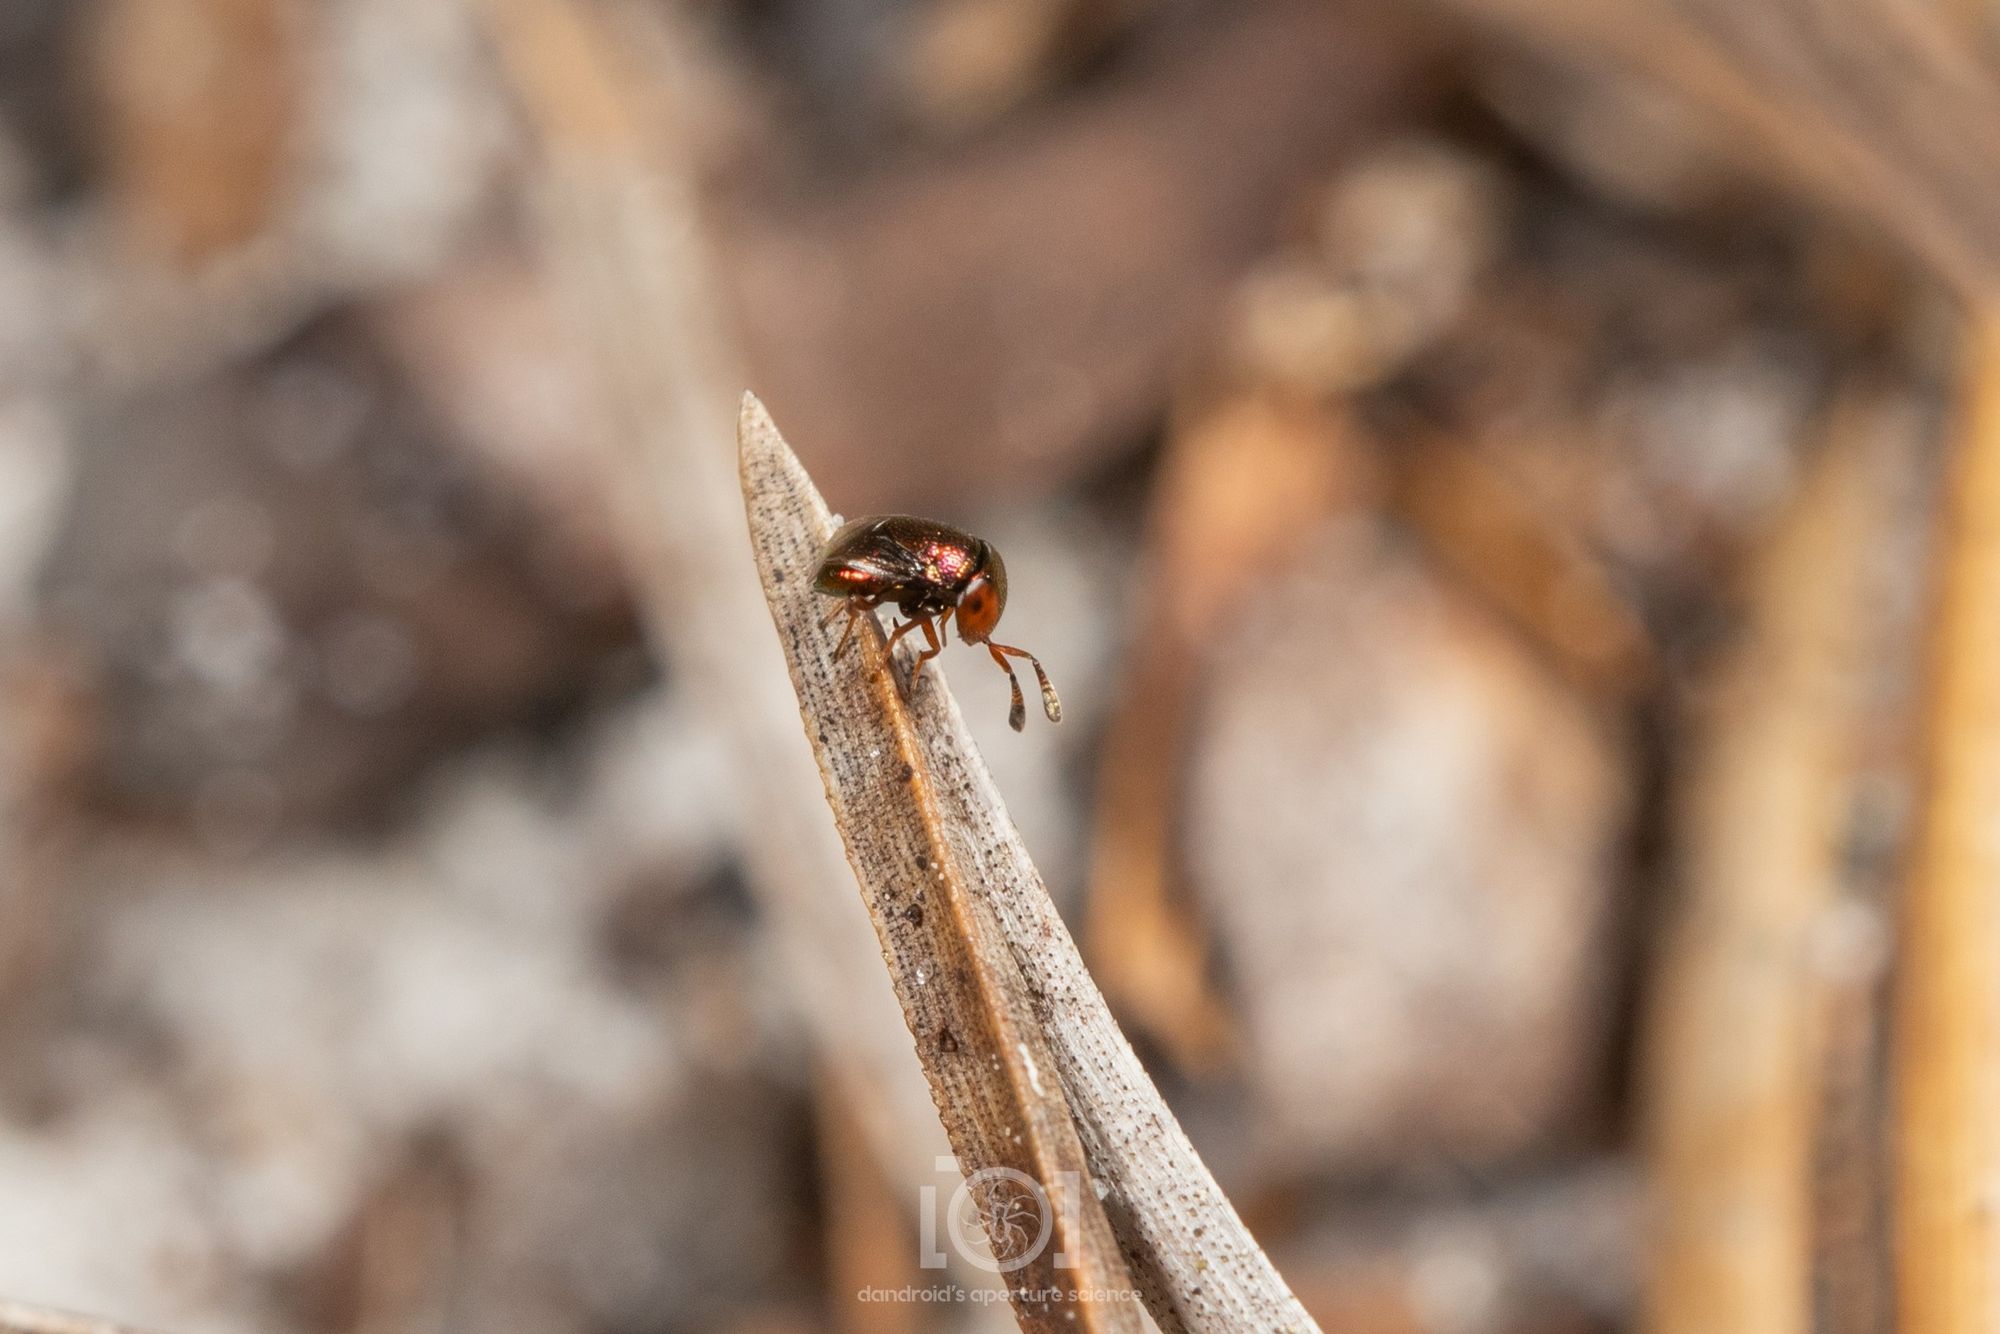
[
  {"left": 737, "top": 389, "right": 773, "bottom": 469},
  {"left": 737, "top": 392, "right": 834, "bottom": 547}
]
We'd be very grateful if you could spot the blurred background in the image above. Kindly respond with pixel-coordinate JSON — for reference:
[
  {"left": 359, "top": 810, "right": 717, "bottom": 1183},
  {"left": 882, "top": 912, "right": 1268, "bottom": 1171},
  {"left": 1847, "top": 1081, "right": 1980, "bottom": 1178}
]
[{"left": 0, "top": 0, "right": 1991, "bottom": 1329}]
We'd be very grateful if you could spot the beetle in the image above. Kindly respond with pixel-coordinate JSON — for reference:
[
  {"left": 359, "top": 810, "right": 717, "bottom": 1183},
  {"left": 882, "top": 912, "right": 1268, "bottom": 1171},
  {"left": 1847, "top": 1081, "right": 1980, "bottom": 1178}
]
[{"left": 812, "top": 514, "right": 1061, "bottom": 731}]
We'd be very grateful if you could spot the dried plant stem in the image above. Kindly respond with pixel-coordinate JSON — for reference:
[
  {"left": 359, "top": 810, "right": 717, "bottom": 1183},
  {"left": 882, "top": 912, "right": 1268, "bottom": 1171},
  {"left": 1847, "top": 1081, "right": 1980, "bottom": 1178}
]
[
  {"left": 1441, "top": 0, "right": 2000, "bottom": 297},
  {"left": 742, "top": 397, "right": 1141, "bottom": 1332},
  {"left": 1815, "top": 957, "right": 1892, "bottom": 1334},
  {"left": 1431, "top": 0, "right": 2000, "bottom": 1327},
  {"left": 1898, "top": 8, "right": 2000, "bottom": 1324},
  {"left": 1894, "top": 311, "right": 2000, "bottom": 1333},
  {"left": 741, "top": 394, "right": 1317, "bottom": 1333},
  {"left": 1641, "top": 391, "right": 1881, "bottom": 1334},
  {"left": 475, "top": 0, "right": 953, "bottom": 1198},
  {"left": 0, "top": 1302, "right": 152, "bottom": 1334}
]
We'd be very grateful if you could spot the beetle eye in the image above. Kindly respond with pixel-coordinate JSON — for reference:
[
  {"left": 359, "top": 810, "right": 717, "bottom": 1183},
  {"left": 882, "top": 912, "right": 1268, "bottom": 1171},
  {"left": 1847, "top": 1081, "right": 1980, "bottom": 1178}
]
[{"left": 957, "top": 575, "right": 1001, "bottom": 641}]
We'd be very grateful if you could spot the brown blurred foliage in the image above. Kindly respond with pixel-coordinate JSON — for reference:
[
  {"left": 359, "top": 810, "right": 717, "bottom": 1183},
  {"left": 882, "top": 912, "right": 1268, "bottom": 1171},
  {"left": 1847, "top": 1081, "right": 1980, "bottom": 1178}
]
[{"left": 0, "top": 0, "right": 1987, "bottom": 1331}]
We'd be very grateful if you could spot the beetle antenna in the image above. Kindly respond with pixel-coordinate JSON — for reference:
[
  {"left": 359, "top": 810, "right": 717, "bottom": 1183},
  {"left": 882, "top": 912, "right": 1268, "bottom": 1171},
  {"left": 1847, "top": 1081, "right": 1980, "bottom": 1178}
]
[
  {"left": 987, "top": 643, "right": 1059, "bottom": 727},
  {"left": 1029, "top": 657, "right": 1061, "bottom": 724},
  {"left": 988, "top": 640, "right": 1064, "bottom": 724},
  {"left": 984, "top": 643, "right": 1027, "bottom": 729}
]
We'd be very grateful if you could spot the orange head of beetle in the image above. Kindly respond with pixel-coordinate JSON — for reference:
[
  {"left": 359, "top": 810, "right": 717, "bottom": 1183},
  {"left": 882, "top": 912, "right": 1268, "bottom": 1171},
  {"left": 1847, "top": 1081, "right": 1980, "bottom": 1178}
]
[{"left": 954, "top": 543, "right": 1007, "bottom": 644}]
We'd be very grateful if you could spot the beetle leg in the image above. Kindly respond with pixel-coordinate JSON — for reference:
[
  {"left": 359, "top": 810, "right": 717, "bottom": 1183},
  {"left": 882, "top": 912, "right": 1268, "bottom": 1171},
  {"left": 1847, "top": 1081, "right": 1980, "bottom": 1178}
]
[
  {"left": 884, "top": 615, "right": 927, "bottom": 657},
  {"left": 904, "top": 616, "right": 947, "bottom": 699},
  {"left": 988, "top": 642, "right": 1062, "bottom": 727},
  {"left": 831, "top": 602, "right": 858, "bottom": 659},
  {"left": 831, "top": 597, "right": 875, "bottom": 660},
  {"left": 885, "top": 615, "right": 943, "bottom": 702}
]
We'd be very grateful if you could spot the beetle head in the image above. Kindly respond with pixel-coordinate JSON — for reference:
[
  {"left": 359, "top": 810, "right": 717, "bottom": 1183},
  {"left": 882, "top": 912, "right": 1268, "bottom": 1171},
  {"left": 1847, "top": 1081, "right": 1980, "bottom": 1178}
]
[{"left": 955, "top": 544, "right": 1007, "bottom": 643}]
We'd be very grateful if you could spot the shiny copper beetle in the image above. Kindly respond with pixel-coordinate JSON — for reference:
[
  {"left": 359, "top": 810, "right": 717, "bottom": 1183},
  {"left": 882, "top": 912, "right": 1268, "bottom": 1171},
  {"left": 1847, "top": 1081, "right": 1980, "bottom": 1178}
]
[{"left": 813, "top": 515, "right": 1061, "bottom": 731}]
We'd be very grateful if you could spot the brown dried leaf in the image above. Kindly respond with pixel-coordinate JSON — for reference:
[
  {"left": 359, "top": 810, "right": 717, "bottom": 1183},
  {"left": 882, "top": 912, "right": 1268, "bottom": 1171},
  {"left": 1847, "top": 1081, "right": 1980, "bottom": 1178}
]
[
  {"left": 1184, "top": 519, "right": 1626, "bottom": 1173},
  {"left": 1085, "top": 390, "right": 1355, "bottom": 1072},
  {"left": 740, "top": 392, "right": 1317, "bottom": 1332},
  {"left": 725, "top": 0, "right": 1435, "bottom": 508},
  {"left": 1393, "top": 431, "right": 1654, "bottom": 697}
]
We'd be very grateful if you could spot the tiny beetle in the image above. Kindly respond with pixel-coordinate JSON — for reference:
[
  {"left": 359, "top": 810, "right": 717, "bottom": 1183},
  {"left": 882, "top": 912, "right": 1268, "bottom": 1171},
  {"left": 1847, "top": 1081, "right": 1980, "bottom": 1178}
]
[{"left": 813, "top": 514, "right": 1061, "bottom": 731}]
